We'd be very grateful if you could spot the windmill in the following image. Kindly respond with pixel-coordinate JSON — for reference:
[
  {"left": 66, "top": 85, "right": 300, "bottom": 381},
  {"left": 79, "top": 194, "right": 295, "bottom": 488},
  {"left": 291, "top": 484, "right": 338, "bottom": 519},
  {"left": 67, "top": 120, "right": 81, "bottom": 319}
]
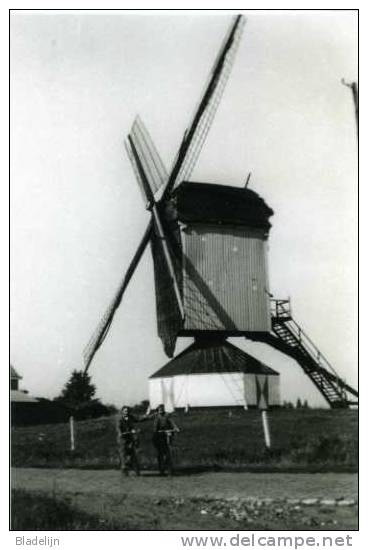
[{"left": 83, "top": 15, "right": 358, "bottom": 410}]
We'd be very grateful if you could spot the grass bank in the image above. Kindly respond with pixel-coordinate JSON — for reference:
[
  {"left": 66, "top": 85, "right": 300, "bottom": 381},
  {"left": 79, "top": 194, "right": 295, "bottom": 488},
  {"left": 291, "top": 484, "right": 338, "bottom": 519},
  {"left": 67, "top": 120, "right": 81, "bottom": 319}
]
[
  {"left": 11, "top": 490, "right": 122, "bottom": 530},
  {"left": 11, "top": 409, "right": 357, "bottom": 472}
]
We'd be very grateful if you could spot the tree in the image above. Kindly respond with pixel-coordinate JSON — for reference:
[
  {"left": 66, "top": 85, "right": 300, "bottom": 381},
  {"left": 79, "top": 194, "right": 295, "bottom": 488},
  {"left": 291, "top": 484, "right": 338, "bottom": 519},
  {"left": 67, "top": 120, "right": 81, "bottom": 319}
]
[
  {"left": 132, "top": 399, "right": 150, "bottom": 415},
  {"left": 55, "top": 370, "right": 96, "bottom": 410},
  {"left": 296, "top": 398, "right": 302, "bottom": 409}
]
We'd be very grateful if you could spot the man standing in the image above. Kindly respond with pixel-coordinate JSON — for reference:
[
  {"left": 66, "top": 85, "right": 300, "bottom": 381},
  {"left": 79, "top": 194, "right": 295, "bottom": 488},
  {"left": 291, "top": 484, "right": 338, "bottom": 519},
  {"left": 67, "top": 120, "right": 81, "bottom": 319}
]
[
  {"left": 116, "top": 405, "right": 148, "bottom": 476},
  {"left": 152, "top": 404, "right": 179, "bottom": 476}
]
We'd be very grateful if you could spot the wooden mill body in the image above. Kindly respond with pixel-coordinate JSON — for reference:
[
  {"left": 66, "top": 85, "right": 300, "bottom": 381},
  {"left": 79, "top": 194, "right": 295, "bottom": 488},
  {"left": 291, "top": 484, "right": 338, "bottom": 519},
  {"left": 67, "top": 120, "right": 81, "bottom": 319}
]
[{"left": 151, "top": 181, "right": 274, "bottom": 356}]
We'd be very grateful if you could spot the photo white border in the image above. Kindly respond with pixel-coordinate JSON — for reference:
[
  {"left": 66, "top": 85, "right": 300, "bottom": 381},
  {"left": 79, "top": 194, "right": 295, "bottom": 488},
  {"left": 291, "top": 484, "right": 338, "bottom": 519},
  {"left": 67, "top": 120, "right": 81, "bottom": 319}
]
[{"left": 3, "top": 2, "right": 365, "bottom": 548}]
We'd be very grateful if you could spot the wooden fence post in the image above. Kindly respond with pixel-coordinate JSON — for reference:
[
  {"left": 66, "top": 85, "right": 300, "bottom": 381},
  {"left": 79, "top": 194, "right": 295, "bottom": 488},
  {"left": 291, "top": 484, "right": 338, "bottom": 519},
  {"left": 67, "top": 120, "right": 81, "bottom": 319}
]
[
  {"left": 69, "top": 415, "right": 75, "bottom": 451},
  {"left": 261, "top": 409, "right": 271, "bottom": 449}
]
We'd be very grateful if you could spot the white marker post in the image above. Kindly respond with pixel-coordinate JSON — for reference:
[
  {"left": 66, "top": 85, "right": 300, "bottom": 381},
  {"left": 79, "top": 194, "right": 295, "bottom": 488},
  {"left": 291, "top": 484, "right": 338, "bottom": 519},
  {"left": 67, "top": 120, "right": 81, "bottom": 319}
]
[
  {"left": 261, "top": 409, "right": 271, "bottom": 449},
  {"left": 69, "top": 416, "right": 75, "bottom": 451}
]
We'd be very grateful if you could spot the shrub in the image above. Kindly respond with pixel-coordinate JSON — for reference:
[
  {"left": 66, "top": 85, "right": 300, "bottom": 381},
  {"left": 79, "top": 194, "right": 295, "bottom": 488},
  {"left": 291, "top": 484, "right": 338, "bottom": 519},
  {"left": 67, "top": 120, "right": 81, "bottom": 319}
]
[{"left": 73, "top": 400, "right": 116, "bottom": 420}]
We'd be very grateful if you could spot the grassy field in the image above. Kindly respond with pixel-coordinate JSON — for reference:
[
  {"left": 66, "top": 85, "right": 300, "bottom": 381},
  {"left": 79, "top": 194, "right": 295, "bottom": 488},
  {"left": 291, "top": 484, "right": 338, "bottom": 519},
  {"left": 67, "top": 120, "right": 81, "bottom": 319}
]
[
  {"left": 11, "top": 409, "right": 358, "bottom": 472},
  {"left": 11, "top": 490, "right": 122, "bottom": 530}
]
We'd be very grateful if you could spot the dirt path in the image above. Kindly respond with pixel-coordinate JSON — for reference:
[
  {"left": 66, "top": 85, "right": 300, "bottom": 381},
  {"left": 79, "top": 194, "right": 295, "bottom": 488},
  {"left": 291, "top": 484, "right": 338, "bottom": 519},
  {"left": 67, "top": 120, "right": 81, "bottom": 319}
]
[
  {"left": 12, "top": 468, "right": 357, "bottom": 500},
  {"left": 12, "top": 469, "right": 358, "bottom": 530}
]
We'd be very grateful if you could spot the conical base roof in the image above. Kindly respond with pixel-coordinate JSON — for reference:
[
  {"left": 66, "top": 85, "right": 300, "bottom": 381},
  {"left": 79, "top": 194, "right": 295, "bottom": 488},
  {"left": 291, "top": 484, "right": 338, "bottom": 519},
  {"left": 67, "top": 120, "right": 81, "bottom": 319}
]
[{"left": 150, "top": 339, "right": 278, "bottom": 378}]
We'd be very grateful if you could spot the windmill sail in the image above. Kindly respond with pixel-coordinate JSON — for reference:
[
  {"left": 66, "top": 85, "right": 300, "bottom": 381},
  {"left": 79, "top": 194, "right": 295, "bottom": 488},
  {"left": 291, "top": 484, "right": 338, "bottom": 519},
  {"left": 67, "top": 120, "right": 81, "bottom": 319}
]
[
  {"left": 128, "top": 115, "right": 168, "bottom": 203},
  {"left": 126, "top": 134, "right": 184, "bottom": 320},
  {"left": 83, "top": 220, "right": 152, "bottom": 371},
  {"left": 162, "top": 14, "right": 246, "bottom": 199}
]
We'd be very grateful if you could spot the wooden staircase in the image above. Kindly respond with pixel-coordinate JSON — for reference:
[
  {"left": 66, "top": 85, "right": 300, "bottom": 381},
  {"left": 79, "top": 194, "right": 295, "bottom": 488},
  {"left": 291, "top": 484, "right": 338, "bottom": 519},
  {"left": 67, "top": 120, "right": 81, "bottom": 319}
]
[{"left": 263, "top": 299, "right": 358, "bottom": 408}]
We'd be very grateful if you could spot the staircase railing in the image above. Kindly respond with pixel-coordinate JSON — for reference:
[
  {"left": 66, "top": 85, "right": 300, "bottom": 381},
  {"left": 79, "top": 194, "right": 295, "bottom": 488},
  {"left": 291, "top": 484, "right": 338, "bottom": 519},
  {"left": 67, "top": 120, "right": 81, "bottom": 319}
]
[
  {"left": 270, "top": 298, "right": 351, "bottom": 395},
  {"left": 270, "top": 298, "right": 292, "bottom": 320}
]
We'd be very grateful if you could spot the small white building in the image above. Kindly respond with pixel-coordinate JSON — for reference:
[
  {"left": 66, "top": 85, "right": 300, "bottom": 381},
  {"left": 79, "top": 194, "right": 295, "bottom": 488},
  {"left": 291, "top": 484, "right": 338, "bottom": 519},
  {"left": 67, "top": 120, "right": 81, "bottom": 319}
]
[
  {"left": 149, "top": 340, "right": 280, "bottom": 411},
  {"left": 10, "top": 365, "right": 38, "bottom": 403}
]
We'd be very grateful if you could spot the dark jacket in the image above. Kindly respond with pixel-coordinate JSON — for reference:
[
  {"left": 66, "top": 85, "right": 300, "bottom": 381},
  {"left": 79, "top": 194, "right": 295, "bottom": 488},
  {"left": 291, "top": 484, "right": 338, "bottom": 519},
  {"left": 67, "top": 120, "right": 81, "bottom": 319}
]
[
  {"left": 116, "top": 413, "right": 148, "bottom": 439},
  {"left": 153, "top": 413, "right": 177, "bottom": 433}
]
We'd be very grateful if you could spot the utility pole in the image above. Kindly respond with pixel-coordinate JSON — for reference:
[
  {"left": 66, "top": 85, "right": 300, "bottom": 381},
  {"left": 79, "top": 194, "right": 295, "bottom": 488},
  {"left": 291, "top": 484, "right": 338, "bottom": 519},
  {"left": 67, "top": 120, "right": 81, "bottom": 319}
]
[{"left": 342, "top": 79, "right": 358, "bottom": 139}]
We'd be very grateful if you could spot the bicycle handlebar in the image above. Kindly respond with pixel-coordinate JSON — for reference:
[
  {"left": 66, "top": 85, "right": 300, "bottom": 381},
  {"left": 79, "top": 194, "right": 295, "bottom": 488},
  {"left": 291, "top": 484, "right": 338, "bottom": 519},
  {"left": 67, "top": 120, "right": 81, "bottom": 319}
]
[
  {"left": 121, "top": 429, "right": 140, "bottom": 435},
  {"left": 121, "top": 428, "right": 180, "bottom": 435}
]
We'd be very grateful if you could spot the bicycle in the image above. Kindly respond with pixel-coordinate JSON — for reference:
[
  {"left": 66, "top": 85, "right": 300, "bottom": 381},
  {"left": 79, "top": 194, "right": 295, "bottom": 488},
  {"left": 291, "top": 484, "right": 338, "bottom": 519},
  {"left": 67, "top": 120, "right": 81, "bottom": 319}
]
[
  {"left": 155, "top": 429, "right": 180, "bottom": 476},
  {"left": 118, "top": 428, "right": 141, "bottom": 476}
]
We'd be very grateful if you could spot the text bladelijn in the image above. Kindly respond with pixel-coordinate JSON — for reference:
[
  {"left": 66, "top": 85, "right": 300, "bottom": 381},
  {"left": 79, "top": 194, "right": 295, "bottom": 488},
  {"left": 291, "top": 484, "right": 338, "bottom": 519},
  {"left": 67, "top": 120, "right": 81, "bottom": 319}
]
[{"left": 15, "top": 537, "right": 60, "bottom": 547}]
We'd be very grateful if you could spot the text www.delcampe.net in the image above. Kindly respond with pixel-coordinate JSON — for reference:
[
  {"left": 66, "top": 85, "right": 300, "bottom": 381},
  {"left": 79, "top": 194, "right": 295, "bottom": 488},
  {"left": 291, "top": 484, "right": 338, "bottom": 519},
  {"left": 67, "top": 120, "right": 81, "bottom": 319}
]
[{"left": 180, "top": 534, "right": 354, "bottom": 549}]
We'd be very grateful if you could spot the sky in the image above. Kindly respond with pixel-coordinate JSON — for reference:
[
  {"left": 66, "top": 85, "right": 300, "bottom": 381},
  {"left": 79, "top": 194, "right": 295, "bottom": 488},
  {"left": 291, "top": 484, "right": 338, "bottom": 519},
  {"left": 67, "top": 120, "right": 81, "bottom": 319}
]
[{"left": 10, "top": 10, "right": 358, "bottom": 407}]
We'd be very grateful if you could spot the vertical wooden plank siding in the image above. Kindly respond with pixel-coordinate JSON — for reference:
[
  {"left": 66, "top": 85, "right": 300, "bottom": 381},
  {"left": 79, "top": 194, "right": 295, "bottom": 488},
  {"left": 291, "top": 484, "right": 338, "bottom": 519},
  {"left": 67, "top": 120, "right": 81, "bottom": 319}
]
[
  {"left": 182, "top": 224, "right": 271, "bottom": 331},
  {"left": 268, "top": 375, "right": 280, "bottom": 406},
  {"left": 149, "top": 373, "right": 280, "bottom": 409}
]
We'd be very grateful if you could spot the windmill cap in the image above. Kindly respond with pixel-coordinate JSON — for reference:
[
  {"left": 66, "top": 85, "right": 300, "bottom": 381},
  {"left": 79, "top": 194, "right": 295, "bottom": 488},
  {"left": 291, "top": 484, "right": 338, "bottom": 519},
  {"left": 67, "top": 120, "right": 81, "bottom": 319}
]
[{"left": 170, "top": 181, "right": 273, "bottom": 230}]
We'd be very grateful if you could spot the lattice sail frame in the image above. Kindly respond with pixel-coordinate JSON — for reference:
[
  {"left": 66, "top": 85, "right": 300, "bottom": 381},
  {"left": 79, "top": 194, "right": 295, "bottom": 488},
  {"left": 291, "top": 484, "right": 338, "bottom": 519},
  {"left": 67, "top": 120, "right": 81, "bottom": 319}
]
[{"left": 83, "top": 15, "right": 247, "bottom": 370}]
